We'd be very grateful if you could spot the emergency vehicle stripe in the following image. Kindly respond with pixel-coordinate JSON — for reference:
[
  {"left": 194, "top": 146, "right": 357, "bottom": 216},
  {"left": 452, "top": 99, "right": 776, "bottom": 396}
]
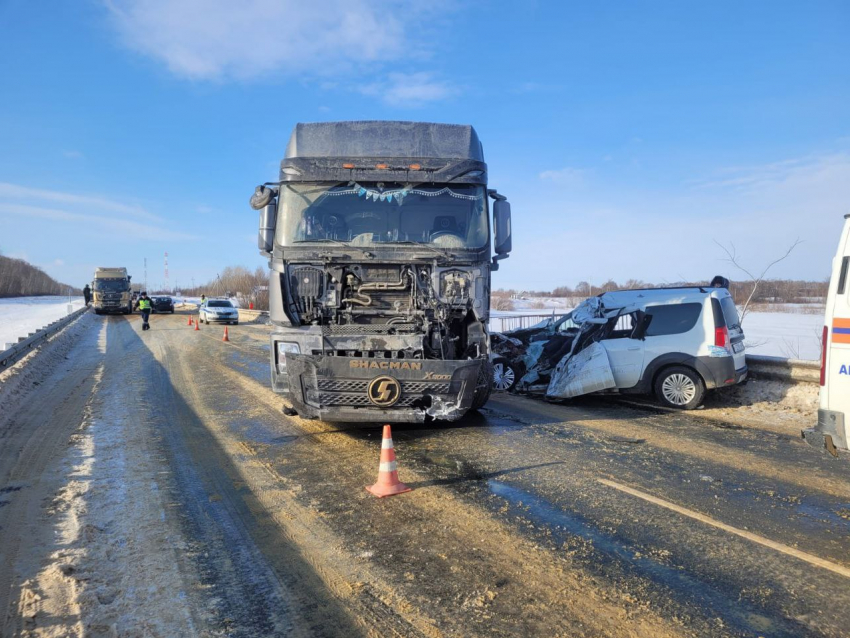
[
  {"left": 833, "top": 327, "right": 850, "bottom": 334},
  {"left": 379, "top": 461, "right": 398, "bottom": 473},
  {"left": 833, "top": 318, "right": 850, "bottom": 329},
  {"left": 832, "top": 332, "right": 850, "bottom": 344}
]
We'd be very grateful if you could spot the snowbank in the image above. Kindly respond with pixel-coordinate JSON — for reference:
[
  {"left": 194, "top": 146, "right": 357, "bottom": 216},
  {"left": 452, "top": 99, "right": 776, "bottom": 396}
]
[{"left": 0, "top": 296, "right": 85, "bottom": 348}]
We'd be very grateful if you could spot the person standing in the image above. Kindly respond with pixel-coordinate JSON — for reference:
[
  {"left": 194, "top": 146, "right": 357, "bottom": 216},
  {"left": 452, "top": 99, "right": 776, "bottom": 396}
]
[
  {"left": 83, "top": 284, "right": 91, "bottom": 305},
  {"left": 136, "top": 292, "right": 152, "bottom": 331}
]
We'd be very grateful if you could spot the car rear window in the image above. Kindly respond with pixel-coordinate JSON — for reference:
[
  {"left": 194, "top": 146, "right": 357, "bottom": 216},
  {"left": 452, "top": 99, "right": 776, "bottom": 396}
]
[
  {"left": 208, "top": 300, "right": 233, "bottom": 307},
  {"left": 719, "top": 296, "right": 740, "bottom": 329},
  {"left": 645, "top": 303, "right": 702, "bottom": 336}
]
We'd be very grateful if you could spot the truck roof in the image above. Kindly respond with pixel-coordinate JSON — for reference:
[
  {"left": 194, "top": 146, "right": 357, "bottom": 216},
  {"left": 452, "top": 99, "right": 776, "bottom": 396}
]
[
  {"left": 94, "top": 267, "right": 129, "bottom": 277},
  {"left": 284, "top": 121, "right": 484, "bottom": 162}
]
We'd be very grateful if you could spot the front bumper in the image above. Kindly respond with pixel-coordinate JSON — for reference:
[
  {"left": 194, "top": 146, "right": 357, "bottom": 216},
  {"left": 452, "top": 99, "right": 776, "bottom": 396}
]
[
  {"left": 278, "top": 353, "right": 483, "bottom": 422},
  {"left": 203, "top": 314, "right": 239, "bottom": 323},
  {"left": 802, "top": 409, "right": 847, "bottom": 458}
]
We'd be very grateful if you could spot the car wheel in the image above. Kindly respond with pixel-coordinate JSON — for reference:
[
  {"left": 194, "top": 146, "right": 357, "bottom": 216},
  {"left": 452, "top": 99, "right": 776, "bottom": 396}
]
[
  {"left": 491, "top": 357, "right": 520, "bottom": 391},
  {"left": 654, "top": 366, "right": 705, "bottom": 410}
]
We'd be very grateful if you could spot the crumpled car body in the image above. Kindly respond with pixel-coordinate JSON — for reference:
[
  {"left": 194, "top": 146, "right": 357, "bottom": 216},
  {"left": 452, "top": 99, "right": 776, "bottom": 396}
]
[{"left": 491, "top": 297, "right": 643, "bottom": 400}]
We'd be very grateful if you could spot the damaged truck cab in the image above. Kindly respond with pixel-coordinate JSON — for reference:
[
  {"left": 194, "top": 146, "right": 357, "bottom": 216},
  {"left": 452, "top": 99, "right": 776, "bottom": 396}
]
[{"left": 251, "top": 121, "right": 512, "bottom": 422}]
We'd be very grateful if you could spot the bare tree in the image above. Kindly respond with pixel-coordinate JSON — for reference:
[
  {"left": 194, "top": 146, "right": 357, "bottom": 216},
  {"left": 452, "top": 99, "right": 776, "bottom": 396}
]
[{"left": 714, "top": 238, "right": 802, "bottom": 323}]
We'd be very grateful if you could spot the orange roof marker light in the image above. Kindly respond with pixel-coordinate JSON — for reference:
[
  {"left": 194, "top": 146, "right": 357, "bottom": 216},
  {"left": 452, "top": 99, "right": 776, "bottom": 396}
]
[
  {"left": 342, "top": 163, "right": 355, "bottom": 169},
  {"left": 375, "top": 163, "right": 389, "bottom": 170},
  {"left": 408, "top": 163, "right": 421, "bottom": 170}
]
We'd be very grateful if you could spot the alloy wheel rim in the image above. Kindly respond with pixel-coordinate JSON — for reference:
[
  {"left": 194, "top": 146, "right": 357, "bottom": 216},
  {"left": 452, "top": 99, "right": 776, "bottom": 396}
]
[
  {"left": 493, "top": 363, "right": 515, "bottom": 390},
  {"left": 661, "top": 373, "right": 696, "bottom": 405}
]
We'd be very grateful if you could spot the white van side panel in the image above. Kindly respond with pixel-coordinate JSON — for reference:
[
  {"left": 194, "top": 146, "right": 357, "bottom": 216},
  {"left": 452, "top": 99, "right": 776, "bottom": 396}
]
[{"left": 819, "top": 216, "right": 850, "bottom": 449}]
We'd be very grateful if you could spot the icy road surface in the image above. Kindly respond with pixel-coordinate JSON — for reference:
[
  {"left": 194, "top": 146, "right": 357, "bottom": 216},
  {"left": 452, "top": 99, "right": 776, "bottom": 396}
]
[
  {"left": 1, "top": 310, "right": 848, "bottom": 637},
  {"left": 0, "top": 296, "right": 85, "bottom": 348}
]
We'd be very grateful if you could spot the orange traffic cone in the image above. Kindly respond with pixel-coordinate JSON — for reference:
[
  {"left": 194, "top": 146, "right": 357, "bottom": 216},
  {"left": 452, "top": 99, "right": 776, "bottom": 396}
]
[
  {"left": 187, "top": 315, "right": 193, "bottom": 326},
  {"left": 194, "top": 318, "right": 200, "bottom": 331},
  {"left": 366, "top": 425, "right": 412, "bottom": 498},
  {"left": 222, "top": 326, "right": 230, "bottom": 342}
]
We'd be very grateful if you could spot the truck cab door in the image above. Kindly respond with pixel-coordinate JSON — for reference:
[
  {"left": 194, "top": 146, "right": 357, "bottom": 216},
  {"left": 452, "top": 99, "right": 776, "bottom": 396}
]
[{"left": 600, "top": 313, "right": 645, "bottom": 389}]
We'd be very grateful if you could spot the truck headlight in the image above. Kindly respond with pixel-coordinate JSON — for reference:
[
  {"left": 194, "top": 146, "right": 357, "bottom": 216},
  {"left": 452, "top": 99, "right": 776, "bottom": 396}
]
[{"left": 276, "top": 342, "right": 300, "bottom": 372}]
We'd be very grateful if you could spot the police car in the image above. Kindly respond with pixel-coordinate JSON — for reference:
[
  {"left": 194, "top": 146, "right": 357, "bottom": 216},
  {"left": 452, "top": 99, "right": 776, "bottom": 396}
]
[
  {"left": 804, "top": 214, "right": 850, "bottom": 457},
  {"left": 198, "top": 298, "right": 239, "bottom": 325}
]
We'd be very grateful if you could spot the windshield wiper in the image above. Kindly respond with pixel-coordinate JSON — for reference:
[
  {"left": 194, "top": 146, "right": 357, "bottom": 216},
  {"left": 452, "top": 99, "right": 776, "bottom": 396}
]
[
  {"left": 386, "top": 241, "right": 455, "bottom": 261},
  {"left": 292, "top": 239, "right": 373, "bottom": 257}
]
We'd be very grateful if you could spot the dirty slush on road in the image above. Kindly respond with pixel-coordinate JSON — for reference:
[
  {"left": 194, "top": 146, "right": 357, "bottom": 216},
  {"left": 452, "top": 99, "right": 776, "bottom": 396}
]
[{"left": 1, "top": 311, "right": 850, "bottom": 637}]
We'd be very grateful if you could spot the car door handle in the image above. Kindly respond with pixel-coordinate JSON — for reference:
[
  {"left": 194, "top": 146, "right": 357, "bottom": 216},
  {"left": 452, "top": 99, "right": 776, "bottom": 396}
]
[{"left": 628, "top": 347, "right": 640, "bottom": 351}]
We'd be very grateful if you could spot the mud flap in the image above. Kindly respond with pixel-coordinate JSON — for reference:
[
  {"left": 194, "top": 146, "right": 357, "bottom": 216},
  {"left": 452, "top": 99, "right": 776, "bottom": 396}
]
[{"left": 545, "top": 342, "right": 616, "bottom": 399}]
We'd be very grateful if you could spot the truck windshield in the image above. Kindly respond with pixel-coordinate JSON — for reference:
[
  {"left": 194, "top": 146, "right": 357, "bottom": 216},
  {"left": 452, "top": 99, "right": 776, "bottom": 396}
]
[
  {"left": 276, "top": 182, "right": 488, "bottom": 250},
  {"left": 94, "top": 280, "right": 129, "bottom": 292}
]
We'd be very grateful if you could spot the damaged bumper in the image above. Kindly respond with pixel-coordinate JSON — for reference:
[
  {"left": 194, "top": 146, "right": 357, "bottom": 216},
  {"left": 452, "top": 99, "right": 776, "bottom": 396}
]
[
  {"left": 802, "top": 409, "right": 847, "bottom": 458},
  {"left": 278, "top": 353, "right": 482, "bottom": 422}
]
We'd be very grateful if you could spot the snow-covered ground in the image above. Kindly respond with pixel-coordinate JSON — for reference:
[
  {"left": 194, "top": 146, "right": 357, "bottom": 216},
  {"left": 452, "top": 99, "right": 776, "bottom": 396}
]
[
  {"left": 0, "top": 296, "right": 85, "bottom": 349},
  {"left": 491, "top": 297, "right": 824, "bottom": 361}
]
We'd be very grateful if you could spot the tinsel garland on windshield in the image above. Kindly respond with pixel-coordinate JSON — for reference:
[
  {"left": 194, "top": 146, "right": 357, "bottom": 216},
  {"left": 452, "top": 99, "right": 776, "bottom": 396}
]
[{"left": 318, "top": 182, "right": 484, "bottom": 205}]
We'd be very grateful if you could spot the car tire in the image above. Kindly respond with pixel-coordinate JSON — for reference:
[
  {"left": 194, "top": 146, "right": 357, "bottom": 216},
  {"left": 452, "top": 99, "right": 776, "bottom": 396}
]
[
  {"left": 654, "top": 366, "right": 705, "bottom": 410},
  {"left": 491, "top": 357, "right": 521, "bottom": 392}
]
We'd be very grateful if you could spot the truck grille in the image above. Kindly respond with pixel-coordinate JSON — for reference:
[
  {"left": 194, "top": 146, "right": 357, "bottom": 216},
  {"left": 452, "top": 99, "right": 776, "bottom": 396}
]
[
  {"left": 316, "top": 379, "right": 449, "bottom": 394},
  {"left": 308, "top": 378, "right": 451, "bottom": 408},
  {"left": 323, "top": 323, "right": 417, "bottom": 335}
]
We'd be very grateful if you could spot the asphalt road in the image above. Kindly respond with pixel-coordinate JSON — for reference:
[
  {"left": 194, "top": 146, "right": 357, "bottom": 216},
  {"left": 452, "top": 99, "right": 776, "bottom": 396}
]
[{"left": 1, "top": 310, "right": 849, "bottom": 637}]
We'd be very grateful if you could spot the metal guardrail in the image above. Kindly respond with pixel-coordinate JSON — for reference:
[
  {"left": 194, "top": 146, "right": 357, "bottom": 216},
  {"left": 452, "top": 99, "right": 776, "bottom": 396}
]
[
  {"left": 238, "top": 308, "right": 270, "bottom": 324},
  {"left": 0, "top": 306, "right": 89, "bottom": 368},
  {"left": 490, "top": 313, "right": 562, "bottom": 333},
  {"left": 745, "top": 354, "right": 820, "bottom": 384}
]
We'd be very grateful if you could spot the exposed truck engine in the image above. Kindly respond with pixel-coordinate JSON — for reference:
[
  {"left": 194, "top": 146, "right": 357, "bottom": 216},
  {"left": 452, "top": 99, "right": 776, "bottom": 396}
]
[{"left": 250, "top": 121, "right": 513, "bottom": 422}]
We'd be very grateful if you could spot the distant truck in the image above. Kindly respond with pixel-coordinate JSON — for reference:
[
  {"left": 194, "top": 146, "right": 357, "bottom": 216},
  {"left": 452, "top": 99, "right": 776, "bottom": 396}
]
[
  {"left": 92, "top": 267, "right": 133, "bottom": 315},
  {"left": 804, "top": 214, "right": 850, "bottom": 457},
  {"left": 250, "top": 121, "right": 513, "bottom": 422}
]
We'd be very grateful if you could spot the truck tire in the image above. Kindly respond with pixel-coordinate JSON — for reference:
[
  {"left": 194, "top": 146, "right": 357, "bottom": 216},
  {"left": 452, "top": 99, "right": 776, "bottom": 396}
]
[
  {"left": 470, "top": 360, "right": 493, "bottom": 411},
  {"left": 654, "top": 365, "right": 705, "bottom": 410}
]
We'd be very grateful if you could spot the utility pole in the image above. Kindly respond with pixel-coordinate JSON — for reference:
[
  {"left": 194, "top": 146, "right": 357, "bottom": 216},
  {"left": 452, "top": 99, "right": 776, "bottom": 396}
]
[
  {"left": 144, "top": 258, "right": 148, "bottom": 292},
  {"left": 164, "top": 252, "right": 170, "bottom": 293}
]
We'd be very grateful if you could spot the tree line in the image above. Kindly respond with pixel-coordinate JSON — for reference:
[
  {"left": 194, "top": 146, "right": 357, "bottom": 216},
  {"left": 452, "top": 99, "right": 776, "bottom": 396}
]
[
  {"left": 0, "top": 255, "right": 82, "bottom": 297},
  {"left": 494, "top": 278, "right": 829, "bottom": 309},
  {"left": 176, "top": 266, "right": 270, "bottom": 310}
]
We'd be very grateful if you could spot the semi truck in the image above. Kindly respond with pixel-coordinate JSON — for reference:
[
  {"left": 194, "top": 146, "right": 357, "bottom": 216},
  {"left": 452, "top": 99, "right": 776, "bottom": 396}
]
[
  {"left": 250, "top": 121, "right": 513, "bottom": 422},
  {"left": 92, "top": 267, "right": 133, "bottom": 315}
]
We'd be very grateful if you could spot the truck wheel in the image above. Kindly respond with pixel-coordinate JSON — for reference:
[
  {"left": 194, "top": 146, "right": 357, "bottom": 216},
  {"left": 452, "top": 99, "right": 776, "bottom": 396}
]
[
  {"left": 654, "top": 366, "right": 705, "bottom": 410},
  {"left": 492, "top": 357, "right": 521, "bottom": 392},
  {"left": 470, "top": 360, "right": 493, "bottom": 411}
]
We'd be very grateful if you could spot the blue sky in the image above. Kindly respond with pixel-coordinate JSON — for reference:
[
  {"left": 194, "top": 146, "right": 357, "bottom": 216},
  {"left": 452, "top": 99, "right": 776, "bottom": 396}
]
[{"left": 1, "top": 0, "right": 848, "bottom": 292}]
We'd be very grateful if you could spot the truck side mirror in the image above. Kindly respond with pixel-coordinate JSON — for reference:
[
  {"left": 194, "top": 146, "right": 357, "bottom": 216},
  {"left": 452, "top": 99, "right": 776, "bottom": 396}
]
[
  {"left": 493, "top": 199, "right": 512, "bottom": 255},
  {"left": 258, "top": 203, "right": 277, "bottom": 255}
]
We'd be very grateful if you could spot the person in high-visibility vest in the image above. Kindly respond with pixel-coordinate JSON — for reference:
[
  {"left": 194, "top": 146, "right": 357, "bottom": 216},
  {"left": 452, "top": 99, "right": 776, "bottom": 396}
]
[{"left": 135, "top": 292, "right": 152, "bottom": 330}]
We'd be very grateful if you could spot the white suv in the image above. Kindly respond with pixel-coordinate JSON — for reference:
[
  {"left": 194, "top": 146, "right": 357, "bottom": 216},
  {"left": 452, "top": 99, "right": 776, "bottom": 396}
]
[{"left": 493, "top": 280, "right": 748, "bottom": 409}]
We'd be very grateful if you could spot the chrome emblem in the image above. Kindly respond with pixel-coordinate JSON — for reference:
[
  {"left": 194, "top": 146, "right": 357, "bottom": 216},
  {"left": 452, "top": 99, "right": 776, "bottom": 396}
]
[{"left": 367, "top": 375, "right": 401, "bottom": 407}]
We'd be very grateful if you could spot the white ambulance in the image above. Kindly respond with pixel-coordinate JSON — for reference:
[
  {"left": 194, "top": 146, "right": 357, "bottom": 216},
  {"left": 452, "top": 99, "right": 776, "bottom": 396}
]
[{"left": 803, "top": 214, "right": 850, "bottom": 457}]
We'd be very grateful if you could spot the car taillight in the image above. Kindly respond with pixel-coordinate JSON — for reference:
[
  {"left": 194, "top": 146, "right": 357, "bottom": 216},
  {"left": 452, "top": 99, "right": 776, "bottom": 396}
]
[
  {"left": 715, "top": 326, "right": 729, "bottom": 349},
  {"left": 820, "top": 325, "right": 828, "bottom": 386}
]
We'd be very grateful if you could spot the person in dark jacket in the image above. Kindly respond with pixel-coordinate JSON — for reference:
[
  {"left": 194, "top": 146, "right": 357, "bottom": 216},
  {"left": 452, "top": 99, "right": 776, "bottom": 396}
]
[
  {"left": 135, "top": 292, "right": 152, "bottom": 330},
  {"left": 83, "top": 284, "right": 91, "bottom": 305}
]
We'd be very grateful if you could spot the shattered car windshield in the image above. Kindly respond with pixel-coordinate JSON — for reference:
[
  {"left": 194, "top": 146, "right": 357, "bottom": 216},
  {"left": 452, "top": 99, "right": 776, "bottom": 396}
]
[{"left": 276, "top": 182, "right": 488, "bottom": 250}]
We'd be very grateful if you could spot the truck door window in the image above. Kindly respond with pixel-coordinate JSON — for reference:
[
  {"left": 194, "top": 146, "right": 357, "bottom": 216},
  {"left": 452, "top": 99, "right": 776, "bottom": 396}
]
[
  {"left": 838, "top": 256, "right": 849, "bottom": 294},
  {"left": 645, "top": 303, "right": 703, "bottom": 336}
]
